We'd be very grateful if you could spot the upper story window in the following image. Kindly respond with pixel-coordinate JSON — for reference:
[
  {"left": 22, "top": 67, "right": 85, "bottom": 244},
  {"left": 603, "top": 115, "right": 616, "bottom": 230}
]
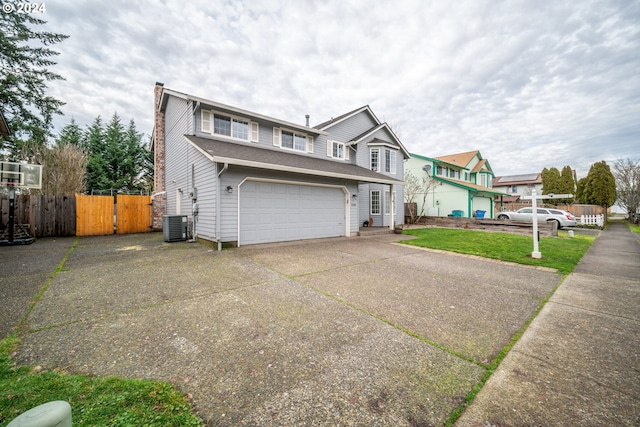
[
  {"left": 437, "top": 165, "right": 444, "bottom": 176},
  {"left": 202, "top": 109, "right": 258, "bottom": 142},
  {"left": 370, "top": 148, "right": 379, "bottom": 171},
  {"left": 328, "top": 140, "right": 349, "bottom": 160},
  {"left": 273, "top": 127, "right": 313, "bottom": 153},
  {"left": 385, "top": 149, "right": 396, "bottom": 174},
  {"left": 509, "top": 185, "right": 518, "bottom": 193},
  {"left": 451, "top": 169, "right": 460, "bottom": 179}
]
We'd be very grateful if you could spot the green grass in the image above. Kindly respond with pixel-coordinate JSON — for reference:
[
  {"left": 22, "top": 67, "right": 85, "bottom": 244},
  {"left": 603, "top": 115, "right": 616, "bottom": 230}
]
[
  {"left": 629, "top": 224, "right": 640, "bottom": 233},
  {"left": 0, "top": 334, "right": 204, "bottom": 427},
  {"left": 401, "top": 228, "right": 595, "bottom": 274}
]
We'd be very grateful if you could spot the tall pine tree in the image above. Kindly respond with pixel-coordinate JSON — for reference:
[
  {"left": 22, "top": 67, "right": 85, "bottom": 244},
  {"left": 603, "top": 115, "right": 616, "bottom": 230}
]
[
  {"left": 0, "top": 1, "right": 68, "bottom": 154},
  {"left": 583, "top": 161, "right": 616, "bottom": 221},
  {"left": 559, "top": 165, "right": 576, "bottom": 204},
  {"left": 84, "top": 116, "right": 109, "bottom": 192}
]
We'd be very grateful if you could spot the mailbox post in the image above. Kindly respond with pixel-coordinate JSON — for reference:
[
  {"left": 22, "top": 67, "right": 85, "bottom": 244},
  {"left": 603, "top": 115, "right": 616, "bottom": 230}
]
[{"left": 521, "top": 190, "right": 574, "bottom": 259}]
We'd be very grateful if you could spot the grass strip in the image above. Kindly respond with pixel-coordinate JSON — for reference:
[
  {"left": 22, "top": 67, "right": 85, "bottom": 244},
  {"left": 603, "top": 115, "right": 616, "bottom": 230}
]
[
  {"left": 400, "top": 228, "right": 594, "bottom": 274},
  {"left": 0, "top": 334, "right": 203, "bottom": 426}
]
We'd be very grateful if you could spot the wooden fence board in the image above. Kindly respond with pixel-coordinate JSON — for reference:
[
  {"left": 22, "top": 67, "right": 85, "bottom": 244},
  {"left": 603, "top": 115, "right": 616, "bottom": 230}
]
[
  {"left": 1, "top": 194, "right": 150, "bottom": 237},
  {"left": 116, "top": 194, "right": 151, "bottom": 234},
  {"left": 75, "top": 193, "right": 114, "bottom": 236}
]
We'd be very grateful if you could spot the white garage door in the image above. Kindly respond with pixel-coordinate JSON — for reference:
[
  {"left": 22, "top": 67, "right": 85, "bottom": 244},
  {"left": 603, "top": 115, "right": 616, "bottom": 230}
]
[{"left": 239, "top": 181, "right": 346, "bottom": 245}]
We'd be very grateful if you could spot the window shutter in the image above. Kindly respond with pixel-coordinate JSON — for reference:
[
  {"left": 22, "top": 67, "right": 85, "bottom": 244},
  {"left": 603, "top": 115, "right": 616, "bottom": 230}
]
[
  {"left": 251, "top": 122, "right": 259, "bottom": 142},
  {"left": 306, "top": 136, "right": 313, "bottom": 153},
  {"left": 273, "top": 127, "right": 280, "bottom": 146},
  {"left": 201, "top": 110, "right": 211, "bottom": 133},
  {"left": 327, "top": 140, "right": 333, "bottom": 157}
]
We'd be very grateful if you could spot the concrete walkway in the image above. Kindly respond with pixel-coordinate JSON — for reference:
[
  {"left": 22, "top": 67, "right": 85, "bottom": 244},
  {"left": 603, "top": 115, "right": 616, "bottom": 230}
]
[{"left": 456, "top": 221, "right": 640, "bottom": 426}]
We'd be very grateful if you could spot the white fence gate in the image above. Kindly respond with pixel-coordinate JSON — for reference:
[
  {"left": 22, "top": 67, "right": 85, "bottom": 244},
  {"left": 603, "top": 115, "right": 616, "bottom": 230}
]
[{"left": 579, "top": 214, "right": 603, "bottom": 227}]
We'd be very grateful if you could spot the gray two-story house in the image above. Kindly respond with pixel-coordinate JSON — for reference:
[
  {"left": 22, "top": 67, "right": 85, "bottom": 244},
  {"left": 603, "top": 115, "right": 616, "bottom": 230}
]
[{"left": 152, "top": 83, "right": 408, "bottom": 247}]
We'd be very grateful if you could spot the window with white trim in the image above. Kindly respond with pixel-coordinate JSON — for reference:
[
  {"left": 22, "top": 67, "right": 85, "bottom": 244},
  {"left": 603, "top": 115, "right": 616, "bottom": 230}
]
[
  {"left": 327, "top": 140, "right": 349, "bottom": 160},
  {"left": 370, "top": 148, "right": 379, "bottom": 171},
  {"left": 273, "top": 128, "right": 313, "bottom": 153},
  {"left": 371, "top": 190, "right": 380, "bottom": 215},
  {"left": 385, "top": 149, "right": 396, "bottom": 174},
  {"left": 201, "top": 110, "right": 258, "bottom": 142}
]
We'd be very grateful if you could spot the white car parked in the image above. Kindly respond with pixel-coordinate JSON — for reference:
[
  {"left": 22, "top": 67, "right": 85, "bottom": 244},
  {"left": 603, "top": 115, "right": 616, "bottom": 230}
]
[{"left": 497, "top": 208, "right": 577, "bottom": 228}]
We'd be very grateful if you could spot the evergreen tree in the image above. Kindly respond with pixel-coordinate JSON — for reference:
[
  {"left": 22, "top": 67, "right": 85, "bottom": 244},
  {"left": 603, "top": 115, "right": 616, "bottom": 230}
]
[
  {"left": 0, "top": 2, "right": 68, "bottom": 154},
  {"left": 583, "top": 161, "right": 616, "bottom": 221},
  {"left": 84, "top": 116, "right": 109, "bottom": 192},
  {"left": 541, "top": 167, "right": 561, "bottom": 196},
  {"left": 56, "top": 118, "right": 83, "bottom": 148},
  {"left": 82, "top": 113, "right": 150, "bottom": 193},
  {"left": 559, "top": 165, "right": 576, "bottom": 204},
  {"left": 103, "top": 112, "right": 127, "bottom": 190},
  {"left": 575, "top": 177, "right": 588, "bottom": 204}
]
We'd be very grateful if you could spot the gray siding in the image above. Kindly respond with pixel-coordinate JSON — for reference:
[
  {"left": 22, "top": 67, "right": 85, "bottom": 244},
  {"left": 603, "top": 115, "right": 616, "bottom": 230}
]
[
  {"left": 188, "top": 144, "right": 217, "bottom": 241},
  {"left": 324, "top": 110, "right": 378, "bottom": 141},
  {"left": 216, "top": 166, "right": 358, "bottom": 243},
  {"left": 164, "top": 97, "right": 193, "bottom": 216}
]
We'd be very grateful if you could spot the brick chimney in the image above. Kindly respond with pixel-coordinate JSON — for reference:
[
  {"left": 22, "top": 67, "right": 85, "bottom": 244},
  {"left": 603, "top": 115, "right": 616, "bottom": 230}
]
[{"left": 151, "top": 82, "right": 166, "bottom": 230}]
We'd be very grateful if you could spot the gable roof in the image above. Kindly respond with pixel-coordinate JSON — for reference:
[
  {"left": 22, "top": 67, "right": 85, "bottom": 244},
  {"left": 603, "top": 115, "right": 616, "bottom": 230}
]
[
  {"left": 351, "top": 123, "right": 411, "bottom": 158},
  {"left": 186, "top": 135, "right": 403, "bottom": 185},
  {"left": 159, "top": 87, "right": 326, "bottom": 137},
  {"left": 314, "top": 105, "right": 380, "bottom": 130},
  {"left": 434, "top": 150, "right": 479, "bottom": 168},
  {"left": 411, "top": 153, "right": 467, "bottom": 170}
]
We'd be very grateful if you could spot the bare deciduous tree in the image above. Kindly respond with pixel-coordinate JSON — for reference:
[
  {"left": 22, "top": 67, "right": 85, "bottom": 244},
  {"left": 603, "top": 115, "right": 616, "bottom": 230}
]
[
  {"left": 22, "top": 144, "right": 88, "bottom": 195},
  {"left": 613, "top": 158, "right": 640, "bottom": 223},
  {"left": 404, "top": 169, "right": 438, "bottom": 224}
]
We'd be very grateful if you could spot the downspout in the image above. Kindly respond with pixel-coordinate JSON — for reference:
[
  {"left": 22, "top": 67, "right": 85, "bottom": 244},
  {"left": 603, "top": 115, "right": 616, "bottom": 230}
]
[
  {"left": 389, "top": 183, "right": 395, "bottom": 230},
  {"left": 216, "top": 163, "right": 229, "bottom": 251},
  {"left": 468, "top": 192, "right": 473, "bottom": 218}
]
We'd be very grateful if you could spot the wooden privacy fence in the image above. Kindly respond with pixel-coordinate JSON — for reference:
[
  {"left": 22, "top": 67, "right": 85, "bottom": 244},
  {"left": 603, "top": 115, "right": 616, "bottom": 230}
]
[
  {"left": 115, "top": 194, "right": 152, "bottom": 235},
  {"left": 0, "top": 193, "right": 151, "bottom": 237},
  {"left": 75, "top": 194, "right": 114, "bottom": 236},
  {"left": 0, "top": 195, "right": 76, "bottom": 237},
  {"left": 75, "top": 194, "right": 152, "bottom": 236}
]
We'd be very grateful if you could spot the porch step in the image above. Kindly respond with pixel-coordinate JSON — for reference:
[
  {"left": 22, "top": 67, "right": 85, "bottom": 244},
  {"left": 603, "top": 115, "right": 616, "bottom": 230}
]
[{"left": 357, "top": 227, "right": 393, "bottom": 237}]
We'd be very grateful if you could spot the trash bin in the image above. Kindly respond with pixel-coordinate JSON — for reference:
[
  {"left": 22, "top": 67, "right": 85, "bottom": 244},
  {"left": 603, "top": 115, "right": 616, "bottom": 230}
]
[
  {"left": 452, "top": 210, "right": 463, "bottom": 218},
  {"left": 476, "top": 210, "right": 485, "bottom": 219}
]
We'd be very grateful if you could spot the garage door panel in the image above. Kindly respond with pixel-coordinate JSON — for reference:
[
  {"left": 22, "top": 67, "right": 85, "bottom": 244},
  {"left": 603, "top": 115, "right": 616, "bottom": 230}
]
[{"left": 240, "top": 181, "right": 345, "bottom": 245}]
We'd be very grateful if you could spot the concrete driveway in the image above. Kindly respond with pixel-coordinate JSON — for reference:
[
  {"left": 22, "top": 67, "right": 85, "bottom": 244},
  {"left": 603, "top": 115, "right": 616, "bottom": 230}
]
[{"left": 10, "top": 232, "right": 562, "bottom": 426}]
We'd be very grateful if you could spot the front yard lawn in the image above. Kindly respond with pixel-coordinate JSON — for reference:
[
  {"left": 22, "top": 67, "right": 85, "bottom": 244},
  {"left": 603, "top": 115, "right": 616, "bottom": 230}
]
[
  {"left": 0, "top": 335, "right": 204, "bottom": 427},
  {"left": 401, "top": 228, "right": 595, "bottom": 275}
]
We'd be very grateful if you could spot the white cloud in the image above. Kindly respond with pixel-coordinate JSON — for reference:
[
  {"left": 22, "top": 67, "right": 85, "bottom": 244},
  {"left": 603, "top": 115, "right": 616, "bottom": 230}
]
[{"left": 40, "top": 0, "right": 640, "bottom": 177}]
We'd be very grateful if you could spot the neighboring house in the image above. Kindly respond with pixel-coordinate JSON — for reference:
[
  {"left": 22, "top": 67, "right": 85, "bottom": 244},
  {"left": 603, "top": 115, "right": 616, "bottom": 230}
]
[
  {"left": 405, "top": 150, "right": 505, "bottom": 218},
  {"left": 492, "top": 173, "right": 543, "bottom": 204},
  {"left": 152, "top": 83, "right": 409, "bottom": 247}
]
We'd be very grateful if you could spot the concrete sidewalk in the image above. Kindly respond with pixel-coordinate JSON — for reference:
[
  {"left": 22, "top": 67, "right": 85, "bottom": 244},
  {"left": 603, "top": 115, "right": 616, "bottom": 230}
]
[{"left": 456, "top": 221, "right": 640, "bottom": 426}]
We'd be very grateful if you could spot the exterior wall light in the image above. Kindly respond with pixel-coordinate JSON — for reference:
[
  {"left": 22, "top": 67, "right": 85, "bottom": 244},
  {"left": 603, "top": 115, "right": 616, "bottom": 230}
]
[{"left": 226, "top": 186, "right": 233, "bottom": 194}]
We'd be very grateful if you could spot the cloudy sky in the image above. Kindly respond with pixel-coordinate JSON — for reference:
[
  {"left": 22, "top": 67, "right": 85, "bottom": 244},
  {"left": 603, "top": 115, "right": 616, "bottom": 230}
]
[{"left": 34, "top": 0, "right": 640, "bottom": 177}]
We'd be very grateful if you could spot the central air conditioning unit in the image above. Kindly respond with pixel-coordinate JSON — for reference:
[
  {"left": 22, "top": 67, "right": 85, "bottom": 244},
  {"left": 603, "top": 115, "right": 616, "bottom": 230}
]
[{"left": 163, "top": 215, "right": 187, "bottom": 242}]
